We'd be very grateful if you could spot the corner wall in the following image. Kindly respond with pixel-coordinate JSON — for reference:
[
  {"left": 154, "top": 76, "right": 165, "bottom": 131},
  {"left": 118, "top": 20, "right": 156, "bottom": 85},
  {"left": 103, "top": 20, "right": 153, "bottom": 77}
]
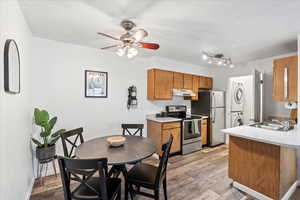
[{"left": 0, "top": 0, "right": 34, "bottom": 199}]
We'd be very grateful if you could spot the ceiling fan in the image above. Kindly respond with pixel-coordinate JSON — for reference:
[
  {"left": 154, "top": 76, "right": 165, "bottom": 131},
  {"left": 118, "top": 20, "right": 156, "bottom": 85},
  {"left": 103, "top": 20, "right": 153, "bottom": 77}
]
[{"left": 97, "top": 19, "right": 160, "bottom": 58}]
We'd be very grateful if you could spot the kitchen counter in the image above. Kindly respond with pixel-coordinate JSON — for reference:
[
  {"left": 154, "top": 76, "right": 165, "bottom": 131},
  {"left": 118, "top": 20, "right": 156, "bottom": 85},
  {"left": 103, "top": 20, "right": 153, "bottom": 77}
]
[
  {"left": 222, "top": 125, "right": 300, "bottom": 148},
  {"left": 223, "top": 125, "right": 298, "bottom": 200},
  {"left": 146, "top": 115, "right": 182, "bottom": 123}
]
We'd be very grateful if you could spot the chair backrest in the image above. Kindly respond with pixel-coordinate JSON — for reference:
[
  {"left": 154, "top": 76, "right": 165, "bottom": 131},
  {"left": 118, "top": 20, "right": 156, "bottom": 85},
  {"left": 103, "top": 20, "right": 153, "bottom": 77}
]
[
  {"left": 58, "top": 156, "right": 108, "bottom": 200},
  {"left": 61, "top": 127, "right": 84, "bottom": 158},
  {"left": 121, "top": 124, "right": 144, "bottom": 136},
  {"left": 155, "top": 135, "right": 173, "bottom": 186}
]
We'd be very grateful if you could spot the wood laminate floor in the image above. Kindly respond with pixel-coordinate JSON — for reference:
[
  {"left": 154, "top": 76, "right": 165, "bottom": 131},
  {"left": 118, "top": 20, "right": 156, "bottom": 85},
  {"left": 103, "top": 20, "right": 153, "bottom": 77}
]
[{"left": 30, "top": 145, "right": 300, "bottom": 200}]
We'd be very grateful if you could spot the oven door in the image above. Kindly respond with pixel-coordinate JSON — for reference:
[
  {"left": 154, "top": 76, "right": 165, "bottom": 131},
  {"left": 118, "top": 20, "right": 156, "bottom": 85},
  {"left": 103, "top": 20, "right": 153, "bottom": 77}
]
[{"left": 182, "top": 119, "right": 201, "bottom": 144}]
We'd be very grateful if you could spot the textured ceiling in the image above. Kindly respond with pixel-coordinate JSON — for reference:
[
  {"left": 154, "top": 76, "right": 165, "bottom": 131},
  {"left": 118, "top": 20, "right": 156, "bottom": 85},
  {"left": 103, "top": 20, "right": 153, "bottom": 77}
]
[{"left": 19, "top": 0, "right": 300, "bottom": 66}]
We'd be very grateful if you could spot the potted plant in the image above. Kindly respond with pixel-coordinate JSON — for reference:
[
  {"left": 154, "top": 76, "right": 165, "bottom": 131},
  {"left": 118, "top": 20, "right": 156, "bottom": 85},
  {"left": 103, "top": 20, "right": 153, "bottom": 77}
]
[{"left": 31, "top": 108, "right": 65, "bottom": 161}]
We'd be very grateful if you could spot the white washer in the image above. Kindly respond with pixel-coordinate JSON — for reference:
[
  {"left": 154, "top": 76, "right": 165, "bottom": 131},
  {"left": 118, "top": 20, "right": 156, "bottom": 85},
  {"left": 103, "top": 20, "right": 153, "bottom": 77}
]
[
  {"left": 231, "top": 112, "right": 244, "bottom": 127},
  {"left": 231, "top": 81, "right": 245, "bottom": 112}
]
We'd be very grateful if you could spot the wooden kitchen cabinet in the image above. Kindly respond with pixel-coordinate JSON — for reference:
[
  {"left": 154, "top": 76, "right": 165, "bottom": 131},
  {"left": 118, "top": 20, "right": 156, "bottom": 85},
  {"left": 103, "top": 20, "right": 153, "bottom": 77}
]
[
  {"left": 273, "top": 56, "right": 298, "bottom": 102},
  {"left": 191, "top": 75, "right": 199, "bottom": 101},
  {"left": 183, "top": 73, "right": 193, "bottom": 90},
  {"left": 147, "top": 120, "right": 181, "bottom": 155},
  {"left": 201, "top": 119, "right": 207, "bottom": 145},
  {"left": 173, "top": 72, "right": 184, "bottom": 89},
  {"left": 199, "top": 76, "right": 213, "bottom": 89},
  {"left": 229, "top": 136, "right": 297, "bottom": 200},
  {"left": 147, "top": 69, "right": 174, "bottom": 100}
]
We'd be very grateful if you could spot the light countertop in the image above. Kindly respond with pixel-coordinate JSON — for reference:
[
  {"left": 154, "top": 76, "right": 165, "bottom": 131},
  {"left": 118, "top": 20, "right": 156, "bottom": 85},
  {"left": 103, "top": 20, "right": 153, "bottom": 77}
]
[
  {"left": 222, "top": 125, "right": 300, "bottom": 148},
  {"left": 146, "top": 115, "right": 182, "bottom": 123}
]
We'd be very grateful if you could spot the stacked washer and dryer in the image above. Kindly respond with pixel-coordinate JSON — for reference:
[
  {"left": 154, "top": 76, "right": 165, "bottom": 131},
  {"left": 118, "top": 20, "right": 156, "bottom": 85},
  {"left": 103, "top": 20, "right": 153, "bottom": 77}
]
[{"left": 227, "top": 70, "right": 264, "bottom": 128}]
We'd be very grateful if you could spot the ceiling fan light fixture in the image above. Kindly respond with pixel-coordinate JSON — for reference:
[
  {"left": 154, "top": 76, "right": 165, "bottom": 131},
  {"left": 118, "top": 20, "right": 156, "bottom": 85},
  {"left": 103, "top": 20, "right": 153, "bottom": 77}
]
[
  {"left": 127, "top": 47, "right": 138, "bottom": 58},
  {"left": 116, "top": 48, "right": 125, "bottom": 56},
  {"left": 202, "top": 52, "right": 208, "bottom": 60}
]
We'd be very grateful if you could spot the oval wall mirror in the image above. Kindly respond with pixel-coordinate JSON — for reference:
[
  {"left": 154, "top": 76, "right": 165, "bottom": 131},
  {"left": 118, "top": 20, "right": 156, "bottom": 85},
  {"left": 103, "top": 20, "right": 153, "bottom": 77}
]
[{"left": 4, "top": 39, "right": 20, "bottom": 94}]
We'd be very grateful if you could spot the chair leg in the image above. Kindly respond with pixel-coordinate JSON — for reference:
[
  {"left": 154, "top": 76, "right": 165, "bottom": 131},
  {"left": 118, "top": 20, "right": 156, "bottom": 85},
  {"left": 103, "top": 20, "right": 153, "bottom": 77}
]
[
  {"left": 154, "top": 189, "right": 159, "bottom": 200},
  {"left": 163, "top": 178, "right": 168, "bottom": 200},
  {"left": 116, "top": 186, "right": 121, "bottom": 200},
  {"left": 125, "top": 181, "right": 129, "bottom": 200},
  {"left": 129, "top": 184, "right": 134, "bottom": 200}
]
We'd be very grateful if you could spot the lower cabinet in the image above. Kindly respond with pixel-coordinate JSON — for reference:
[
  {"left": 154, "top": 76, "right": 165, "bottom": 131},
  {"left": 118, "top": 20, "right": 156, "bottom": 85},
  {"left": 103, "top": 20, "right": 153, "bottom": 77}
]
[
  {"left": 201, "top": 119, "right": 207, "bottom": 145},
  {"left": 147, "top": 120, "right": 181, "bottom": 155}
]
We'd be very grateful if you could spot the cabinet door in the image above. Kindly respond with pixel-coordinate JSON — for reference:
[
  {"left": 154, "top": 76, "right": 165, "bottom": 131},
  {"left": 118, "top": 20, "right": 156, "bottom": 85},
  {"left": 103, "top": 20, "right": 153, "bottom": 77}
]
[
  {"left": 162, "top": 128, "right": 181, "bottom": 154},
  {"left": 201, "top": 120, "right": 207, "bottom": 145},
  {"left": 273, "top": 56, "right": 298, "bottom": 102},
  {"left": 183, "top": 74, "right": 193, "bottom": 90},
  {"left": 191, "top": 76, "right": 199, "bottom": 101},
  {"left": 154, "top": 69, "right": 174, "bottom": 100},
  {"left": 198, "top": 76, "right": 205, "bottom": 88},
  {"left": 207, "top": 77, "right": 213, "bottom": 89},
  {"left": 173, "top": 72, "right": 184, "bottom": 89}
]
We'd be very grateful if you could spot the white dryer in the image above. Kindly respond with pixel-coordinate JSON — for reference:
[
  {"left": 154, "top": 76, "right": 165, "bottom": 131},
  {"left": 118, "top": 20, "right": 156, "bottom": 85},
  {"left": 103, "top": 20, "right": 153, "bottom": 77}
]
[
  {"left": 231, "top": 112, "right": 244, "bottom": 127},
  {"left": 231, "top": 81, "right": 245, "bottom": 112}
]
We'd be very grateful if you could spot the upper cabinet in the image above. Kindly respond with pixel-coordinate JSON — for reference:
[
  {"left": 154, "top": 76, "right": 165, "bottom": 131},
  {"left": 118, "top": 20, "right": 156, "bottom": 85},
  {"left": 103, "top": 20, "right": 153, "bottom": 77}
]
[
  {"left": 147, "top": 68, "right": 213, "bottom": 100},
  {"left": 183, "top": 74, "right": 193, "bottom": 90},
  {"left": 148, "top": 69, "right": 174, "bottom": 100},
  {"left": 199, "top": 76, "right": 213, "bottom": 89},
  {"left": 273, "top": 56, "right": 298, "bottom": 102},
  {"left": 173, "top": 72, "right": 184, "bottom": 89},
  {"left": 191, "top": 76, "right": 199, "bottom": 100}
]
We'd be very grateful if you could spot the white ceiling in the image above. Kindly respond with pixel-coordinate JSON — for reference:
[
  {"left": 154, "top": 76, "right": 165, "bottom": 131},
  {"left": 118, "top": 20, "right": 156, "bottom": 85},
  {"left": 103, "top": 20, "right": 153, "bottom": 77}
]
[{"left": 19, "top": 0, "right": 300, "bottom": 66}]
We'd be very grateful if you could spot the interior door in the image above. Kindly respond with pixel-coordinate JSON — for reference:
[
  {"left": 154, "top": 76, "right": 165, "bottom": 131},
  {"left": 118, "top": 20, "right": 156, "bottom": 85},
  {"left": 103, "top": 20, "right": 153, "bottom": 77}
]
[{"left": 211, "top": 107, "right": 225, "bottom": 146}]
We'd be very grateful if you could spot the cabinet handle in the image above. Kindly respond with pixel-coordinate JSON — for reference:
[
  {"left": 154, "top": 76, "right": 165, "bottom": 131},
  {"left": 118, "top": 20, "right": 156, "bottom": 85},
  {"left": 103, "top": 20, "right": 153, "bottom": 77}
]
[{"left": 284, "top": 67, "right": 288, "bottom": 99}]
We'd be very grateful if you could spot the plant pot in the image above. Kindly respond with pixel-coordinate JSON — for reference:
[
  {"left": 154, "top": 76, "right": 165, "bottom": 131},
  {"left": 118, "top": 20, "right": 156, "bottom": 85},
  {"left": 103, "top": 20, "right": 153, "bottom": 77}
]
[{"left": 36, "top": 145, "right": 56, "bottom": 161}]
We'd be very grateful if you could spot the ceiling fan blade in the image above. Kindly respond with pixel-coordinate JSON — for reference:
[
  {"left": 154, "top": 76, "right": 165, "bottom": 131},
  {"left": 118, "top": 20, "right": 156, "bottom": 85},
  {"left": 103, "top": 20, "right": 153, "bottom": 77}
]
[
  {"left": 101, "top": 45, "right": 119, "bottom": 50},
  {"left": 132, "top": 29, "right": 148, "bottom": 41},
  {"left": 137, "top": 42, "right": 160, "bottom": 50},
  {"left": 97, "top": 32, "right": 120, "bottom": 41}
]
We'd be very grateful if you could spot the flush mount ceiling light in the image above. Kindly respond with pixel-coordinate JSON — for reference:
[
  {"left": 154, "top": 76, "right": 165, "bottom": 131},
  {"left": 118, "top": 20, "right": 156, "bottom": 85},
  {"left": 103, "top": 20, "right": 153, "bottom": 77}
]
[{"left": 202, "top": 51, "right": 234, "bottom": 68}]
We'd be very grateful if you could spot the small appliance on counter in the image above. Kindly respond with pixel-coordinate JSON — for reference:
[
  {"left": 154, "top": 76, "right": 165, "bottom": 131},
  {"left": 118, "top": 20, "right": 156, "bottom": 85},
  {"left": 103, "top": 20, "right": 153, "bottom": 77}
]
[
  {"left": 165, "top": 105, "right": 202, "bottom": 155},
  {"left": 191, "top": 90, "right": 225, "bottom": 146}
]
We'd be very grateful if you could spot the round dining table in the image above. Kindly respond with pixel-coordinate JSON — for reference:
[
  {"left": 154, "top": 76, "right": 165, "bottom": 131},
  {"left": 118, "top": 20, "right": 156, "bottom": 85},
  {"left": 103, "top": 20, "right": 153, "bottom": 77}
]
[{"left": 76, "top": 135, "right": 156, "bottom": 178}]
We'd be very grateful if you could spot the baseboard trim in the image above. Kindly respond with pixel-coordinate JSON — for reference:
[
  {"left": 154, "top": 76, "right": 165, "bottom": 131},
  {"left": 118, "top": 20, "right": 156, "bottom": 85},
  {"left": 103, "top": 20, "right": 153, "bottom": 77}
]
[
  {"left": 25, "top": 177, "right": 35, "bottom": 200},
  {"left": 233, "top": 182, "right": 272, "bottom": 200},
  {"left": 281, "top": 181, "right": 298, "bottom": 200},
  {"left": 233, "top": 181, "right": 298, "bottom": 200}
]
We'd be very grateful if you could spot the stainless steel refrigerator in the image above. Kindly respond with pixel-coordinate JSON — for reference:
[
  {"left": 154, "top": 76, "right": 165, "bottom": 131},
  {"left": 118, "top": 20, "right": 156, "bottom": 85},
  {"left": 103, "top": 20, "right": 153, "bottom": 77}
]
[{"left": 191, "top": 90, "right": 225, "bottom": 146}]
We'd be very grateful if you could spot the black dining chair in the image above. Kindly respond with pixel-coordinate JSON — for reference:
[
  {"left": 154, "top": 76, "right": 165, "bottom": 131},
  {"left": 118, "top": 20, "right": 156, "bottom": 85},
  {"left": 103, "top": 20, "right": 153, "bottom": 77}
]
[
  {"left": 122, "top": 124, "right": 144, "bottom": 137},
  {"left": 58, "top": 156, "right": 121, "bottom": 200},
  {"left": 125, "top": 135, "right": 173, "bottom": 200},
  {"left": 61, "top": 127, "right": 84, "bottom": 158}
]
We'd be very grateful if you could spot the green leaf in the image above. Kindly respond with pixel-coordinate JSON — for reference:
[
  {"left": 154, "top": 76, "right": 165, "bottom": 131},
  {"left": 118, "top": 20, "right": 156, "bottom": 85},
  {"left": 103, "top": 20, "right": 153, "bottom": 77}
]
[
  {"left": 32, "top": 138, "right": 42, "bottom": 147},
  {"left": 49, "top": 136, "right": 60, "bottom": 145},
  {"left": 34, "top": 108, "right": 42, "bottom": 126},
  {"left": 51, "top": 129, "right": 65, "bottom": 138},
  {"left": 40, "top": 131, "right": 51, "bottom": 138},
  {"left": 40, "top": 110, "right": 49, "bottom": 124},
  {"left": 48, "top": 117, "right": 57, "bottom": 131}
]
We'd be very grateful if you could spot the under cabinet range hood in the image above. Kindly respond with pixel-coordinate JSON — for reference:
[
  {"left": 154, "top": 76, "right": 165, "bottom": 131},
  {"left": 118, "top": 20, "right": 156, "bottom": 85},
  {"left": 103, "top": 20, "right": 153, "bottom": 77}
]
[{"left": 172, "top": 89, "right": 196, "bottom": 97}]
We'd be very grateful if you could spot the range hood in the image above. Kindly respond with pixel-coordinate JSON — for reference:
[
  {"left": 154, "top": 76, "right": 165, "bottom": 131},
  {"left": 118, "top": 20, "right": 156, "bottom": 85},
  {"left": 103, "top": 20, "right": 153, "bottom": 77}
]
[{"left": 172, "top": 89, "right": 196, "bottom": 97}]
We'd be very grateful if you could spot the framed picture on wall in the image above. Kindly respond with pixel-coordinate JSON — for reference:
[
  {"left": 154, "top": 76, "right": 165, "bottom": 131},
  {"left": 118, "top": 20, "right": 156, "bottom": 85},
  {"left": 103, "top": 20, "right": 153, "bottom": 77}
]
[{"left": 85, "top": 70, "right": 108, "bottom": 98}]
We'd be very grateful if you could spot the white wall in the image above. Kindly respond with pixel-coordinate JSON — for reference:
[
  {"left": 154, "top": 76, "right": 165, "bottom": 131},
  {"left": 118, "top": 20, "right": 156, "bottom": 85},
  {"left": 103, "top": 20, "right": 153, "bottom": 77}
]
[
  {"left": 214, "top": 52, "right": 297, "bottom": 119},
  {"left": 0, "top": 0, "right": 34, "bottom": 199},
  {"left": 30, "top": 37, "right": 220, "bottom": 174}
]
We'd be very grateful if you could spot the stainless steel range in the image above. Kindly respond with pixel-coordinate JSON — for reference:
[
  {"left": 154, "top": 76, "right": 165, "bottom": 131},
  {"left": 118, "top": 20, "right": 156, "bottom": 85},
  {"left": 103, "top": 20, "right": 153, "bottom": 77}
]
[{"left": 166, "top": 105, "right": 202, "bottom": 155}]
